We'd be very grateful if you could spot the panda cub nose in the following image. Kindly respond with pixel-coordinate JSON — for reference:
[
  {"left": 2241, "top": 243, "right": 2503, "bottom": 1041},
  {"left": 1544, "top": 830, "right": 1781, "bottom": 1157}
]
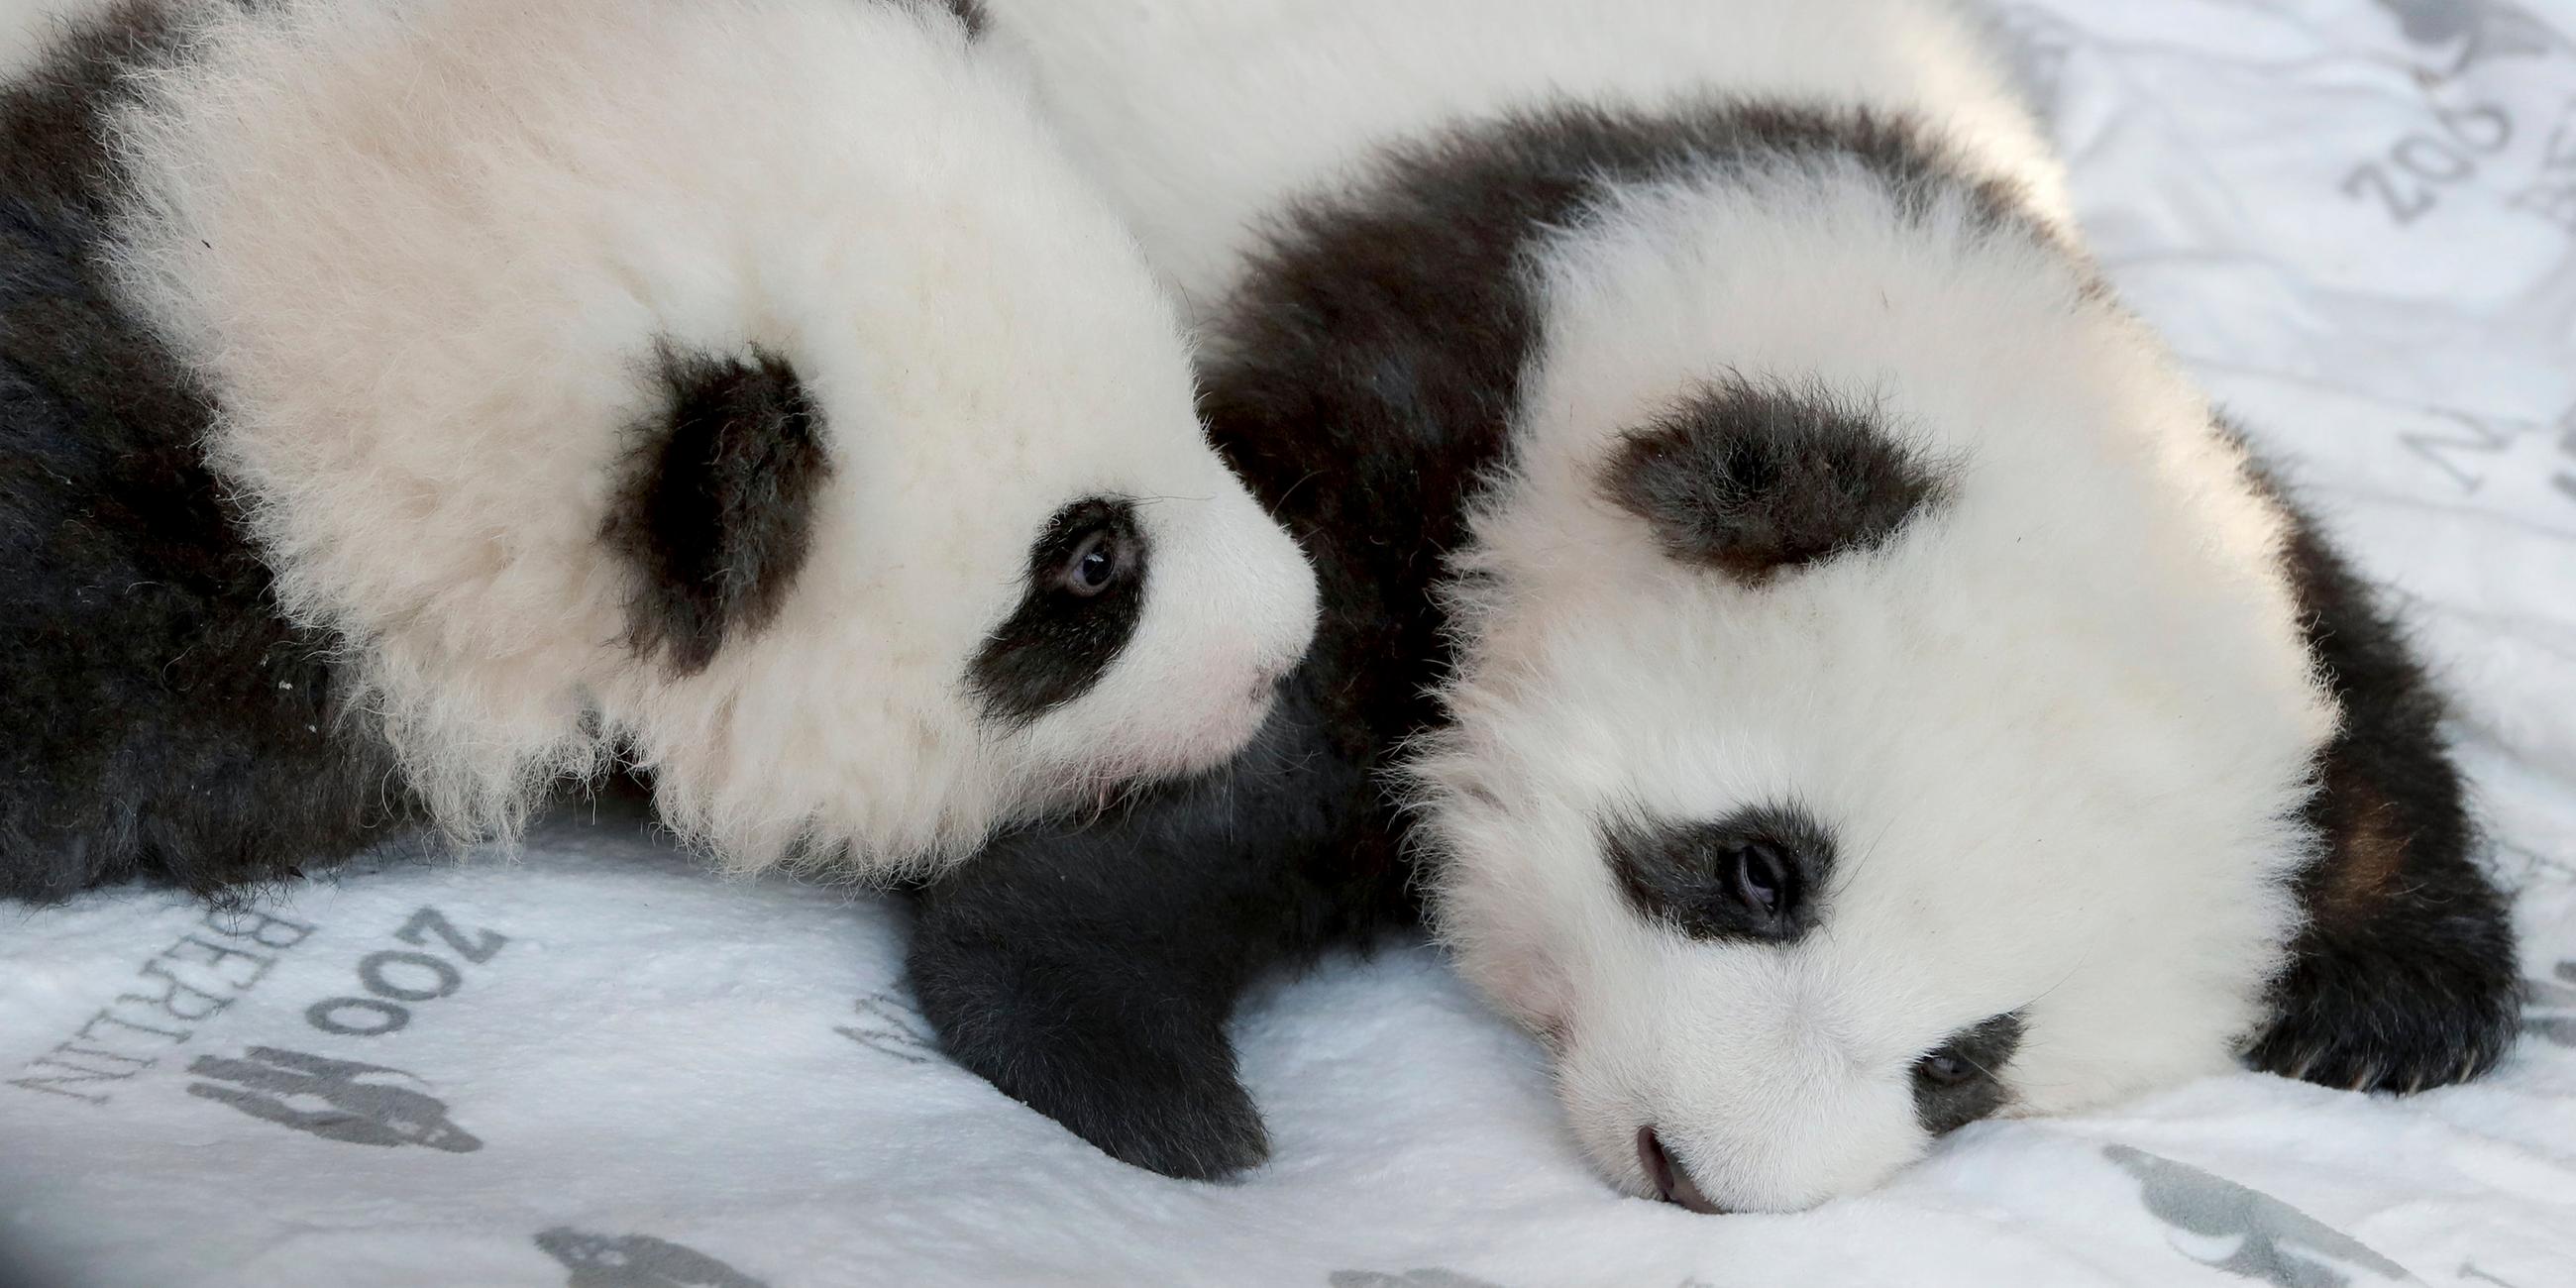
[{"left": 1637, "top": 1127, "right": 1727, "bottom": 1215}]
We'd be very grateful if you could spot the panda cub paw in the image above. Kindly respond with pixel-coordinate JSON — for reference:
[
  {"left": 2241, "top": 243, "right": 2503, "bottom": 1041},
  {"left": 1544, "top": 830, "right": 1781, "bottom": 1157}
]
[
  {"left": 905, "top": 928, "right": 1272, "bottom": 1180},
  {"left": 930, "top": 990, "right": 1271, "bottom": 1180},
  {"left": 2244, "top": 939, "right": 2522, "bottom": 1096}
]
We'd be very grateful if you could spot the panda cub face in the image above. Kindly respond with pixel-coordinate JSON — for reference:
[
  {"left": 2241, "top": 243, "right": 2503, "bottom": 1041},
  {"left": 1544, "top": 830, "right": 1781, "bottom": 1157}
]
[
  {"left": 605, "top": 329, "right": 1313, "bottom": 869},
  {"left": 1417, "top": 171, "right": 2335, "bottom": 1212},
  {"left": 102, "top": 0, "right": 1315, "bottom": 870}
]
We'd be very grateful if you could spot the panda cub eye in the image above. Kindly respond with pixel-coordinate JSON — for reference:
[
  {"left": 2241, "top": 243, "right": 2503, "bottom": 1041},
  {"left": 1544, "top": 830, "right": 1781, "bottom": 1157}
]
[
  {"left": 1912, "top": 1013, "right": 2024, "bottom": 1135},
  {"left": 965, "top": 496, "right": 1152, "bottom": 727},
  {"left": 1601, "top": 804, "right": 1832, "bottom": 944},
  {"left": 1056, "top": 524, "right": 1128, "bottom": 597},
  {"left": 1726, "top": 838, "right": 1790, "bottom": 917},
  {"left": 1914, "top": 1047, "right": 1977, "bottom": 1087}
]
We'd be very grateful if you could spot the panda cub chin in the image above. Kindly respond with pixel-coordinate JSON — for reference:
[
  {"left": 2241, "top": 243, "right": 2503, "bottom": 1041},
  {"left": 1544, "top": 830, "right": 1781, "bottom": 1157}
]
[
  {"left": 0, "top": 0, "right": 1316, "bottom": 901},
  {"left": 912, "top": 0, "right": 2520, "bottom": 1212}
]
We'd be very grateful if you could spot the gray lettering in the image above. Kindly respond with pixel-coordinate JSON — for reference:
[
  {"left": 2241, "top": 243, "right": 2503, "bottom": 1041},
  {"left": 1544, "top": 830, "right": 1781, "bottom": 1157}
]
[
  {"left": 73, "top": 1008, "right": 188, "bottom": 1045},
  {"left": 359, "top": 950, "right": 462, "bottom": 1003},
  {"left": 395, "top": 907, "right": 507, "bottom": 965},
  {"left": 202, "top": 906, "right": 316, "bottom": 950},
  {"left": 118, "top": 958, "right": 237, "bottom": 1024},
  {"left": 160, "top": 934, "right": 276, "bottom": 990},
  {"left": 2400, "top": 411, "right": 2515, "bottom": 491},
  {"left": 306, "top": 996, "right": 410, "bottom": 1037}
]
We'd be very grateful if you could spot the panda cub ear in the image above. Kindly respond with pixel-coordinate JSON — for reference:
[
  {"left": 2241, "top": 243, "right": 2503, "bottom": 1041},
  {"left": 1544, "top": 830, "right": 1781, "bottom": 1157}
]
[
  {"left": 1601, "top": 377, "right": 1951, "bottom": 582},
  {"left": 606, "top": 344, "right": 832, "bottom": 677}
]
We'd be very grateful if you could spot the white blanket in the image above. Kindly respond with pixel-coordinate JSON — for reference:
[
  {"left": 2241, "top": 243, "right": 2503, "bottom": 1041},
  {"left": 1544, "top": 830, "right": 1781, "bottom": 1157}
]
[{"left": 5, "top": 2, "right": 2575, "bottom": 1284}]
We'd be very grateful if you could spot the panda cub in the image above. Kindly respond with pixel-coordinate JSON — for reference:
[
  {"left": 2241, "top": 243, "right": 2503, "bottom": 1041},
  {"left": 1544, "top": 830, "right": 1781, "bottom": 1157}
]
[
  {"left": 912, "top": 0, "right": 2522, "bottom": 1211},
  {"left": 0, "top": 0, "right": 1317, "bottom": 901}
]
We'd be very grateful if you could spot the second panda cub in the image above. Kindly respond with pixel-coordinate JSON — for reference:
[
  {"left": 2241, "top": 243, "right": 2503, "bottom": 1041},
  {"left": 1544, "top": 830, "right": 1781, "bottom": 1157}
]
[
  {"left": 913, "top": 0, "right": 2522, "bottom": 1212},
  {"left": 0, "top": 0, "right": 1316, "bottom": 900}
]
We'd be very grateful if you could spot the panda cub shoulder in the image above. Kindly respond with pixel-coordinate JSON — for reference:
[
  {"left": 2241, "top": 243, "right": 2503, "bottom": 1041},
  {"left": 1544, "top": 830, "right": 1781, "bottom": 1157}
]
[{"left": 0, "top": 0, "right": 1315, "bottom": 900}]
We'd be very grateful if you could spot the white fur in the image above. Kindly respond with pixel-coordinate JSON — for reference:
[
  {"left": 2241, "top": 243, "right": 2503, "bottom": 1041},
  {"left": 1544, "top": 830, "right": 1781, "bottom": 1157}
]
[
  {"left": 984, "top": 0, "right": 2338, "bottom": 1210},
  {"left": 104, "top": 0, "right": 1317, "bottom": 875},
  {"left": 982, "top": 0, "right": 2067, "bottom": 314}
]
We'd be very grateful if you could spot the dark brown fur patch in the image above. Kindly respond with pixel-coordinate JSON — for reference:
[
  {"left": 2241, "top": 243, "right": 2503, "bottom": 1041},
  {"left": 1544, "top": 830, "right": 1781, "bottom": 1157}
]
[
  {"left": 2311, "top": 770, "right": 2407, "bottom": 927},
  {"left": 606, "top": 346, "right": 831, "bottom": 677}
]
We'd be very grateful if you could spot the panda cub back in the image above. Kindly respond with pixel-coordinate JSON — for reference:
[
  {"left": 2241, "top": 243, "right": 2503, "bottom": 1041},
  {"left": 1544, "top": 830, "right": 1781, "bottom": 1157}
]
[{"left": 0, "top": 0, "right": 1316, "bottom": 898}]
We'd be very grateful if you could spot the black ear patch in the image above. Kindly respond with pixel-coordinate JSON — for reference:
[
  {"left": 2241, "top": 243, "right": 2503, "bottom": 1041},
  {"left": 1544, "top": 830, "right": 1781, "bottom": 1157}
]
[
  {"left": 607, "top": 345, "right": 831, "bottom": 677},
  {"left": 2231, "top": 435, "right": 2520, "bottom": 1094},
  {"left": 1602, "top": 378, "right": 1951, "bottom": 582}
]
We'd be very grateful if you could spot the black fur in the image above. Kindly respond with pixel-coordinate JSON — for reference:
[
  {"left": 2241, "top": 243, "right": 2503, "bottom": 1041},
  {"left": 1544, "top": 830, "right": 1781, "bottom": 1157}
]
[
  {"left": 606, "top": 346, "right": 830, "bottom": 678},
  {"left": 909, "top": 102, "right": 2056, "bottom": 1178},
  {"left": 1604, "top": 378, "right": 1952, "bottom": 582},
  {"left": 2232, "top": 444, "right": 2520, "bottom": 1093},
  {"left": 1602, "top": 804, "right": 1834, "bottom": 944},
  {"left": 968, "top": 497, "right": 1149, "bottom": 727},
  {"left": 1912, "top": 1012, "right": 2023, "bottom": 1135},
  {"left": 0, "top": 2, "right": 418, "bottom": 903},
  {"left": 937, "top": 0, "right": 989, "bottom": 39}
]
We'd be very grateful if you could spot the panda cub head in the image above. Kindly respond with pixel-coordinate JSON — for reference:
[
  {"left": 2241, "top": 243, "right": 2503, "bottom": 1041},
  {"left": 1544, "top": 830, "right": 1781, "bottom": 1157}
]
[
  {"left": 1414, "top": 124, "right": 2510, "bottom": 1212},
  {"left": 104, "top": 0, "right": 1315, "bottom": 871}
]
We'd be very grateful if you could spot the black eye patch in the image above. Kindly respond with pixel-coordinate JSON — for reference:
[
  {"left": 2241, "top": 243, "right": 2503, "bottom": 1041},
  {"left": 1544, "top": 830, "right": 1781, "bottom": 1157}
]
[
  {"left": 1600, "top": 376, "right": 1952, "bottom": 584},
  {"left": 1912, "top": 1012, "right": 2023, "bottom": 1135},
  {"left": 968, "top": 497, "right": 1150, "bottom": 727},
  {"left": 1600, "top": 804, "right": 1835, "bottom": 944}
]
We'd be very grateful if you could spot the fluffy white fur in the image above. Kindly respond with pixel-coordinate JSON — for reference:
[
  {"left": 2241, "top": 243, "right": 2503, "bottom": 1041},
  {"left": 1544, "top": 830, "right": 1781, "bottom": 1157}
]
[
  {"left": 104, "top": 0, "right": 1317, "bottom": 874},
  {"left": 983, "top": 0, "right": 2068, "bottom": 312},
  {"left": 985, "top": 0, "right": 2339, "bottom": 1211}
]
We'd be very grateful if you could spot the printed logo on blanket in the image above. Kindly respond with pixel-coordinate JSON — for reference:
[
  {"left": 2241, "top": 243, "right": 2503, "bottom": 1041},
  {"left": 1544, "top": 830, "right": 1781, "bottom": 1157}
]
[
  {"left": 2526, "top": 960, "right": 2576, "bottom": 1046},
  {"left": 2106, "top": 1145, "right": 2419, "bottom": 1288},
  {"left": 1329, "top": 1271, "right": 1505, "bottom": 1288},
  {"left": 836, "top": 991, "right": 942, "bottom": 1066},
  {"left": 2376, "top": 0, "right": 2567, "bottom": 71},
  {"left": 184, "top": 1046, "right": 482, "bottom": 1152},
  {"left": 534, "top": 1228, "right": 768, "bottom": 1288}
]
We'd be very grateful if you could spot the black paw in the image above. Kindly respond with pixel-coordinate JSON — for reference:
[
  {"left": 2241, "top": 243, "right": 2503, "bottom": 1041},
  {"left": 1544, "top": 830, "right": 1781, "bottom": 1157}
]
[
  {"left": 1012, "top": 1028, "right": 1272, "bottom": 1181},
  {"left": 907, "top": 934, "right": 1271, "bottom": 1180},
  {"left": 2243, "top": 924, "right": 2521, "bottom": 1094}
]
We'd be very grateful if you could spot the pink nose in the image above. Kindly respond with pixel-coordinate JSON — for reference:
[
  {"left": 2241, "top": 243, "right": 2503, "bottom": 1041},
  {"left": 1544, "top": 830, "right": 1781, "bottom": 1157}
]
[{"left": 1638, "top": 1127, "right": 1727, "bottom": 1215}]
